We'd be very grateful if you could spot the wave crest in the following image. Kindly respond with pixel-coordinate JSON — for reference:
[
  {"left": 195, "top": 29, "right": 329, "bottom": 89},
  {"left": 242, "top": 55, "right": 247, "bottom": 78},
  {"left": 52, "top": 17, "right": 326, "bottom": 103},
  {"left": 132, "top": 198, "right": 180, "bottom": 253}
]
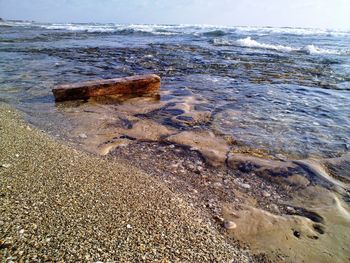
[
  {"left": 39, "top": 23, "right": 179, "bottom": 36},
  {"left": 236, "top": 37, "right": 295, "bottom": 52},
  {"left": 301, "top": 45, "right": 346, "bottom": 55},
  {"left": 212, "top": 37, "right": 348, "bottom": 55}
]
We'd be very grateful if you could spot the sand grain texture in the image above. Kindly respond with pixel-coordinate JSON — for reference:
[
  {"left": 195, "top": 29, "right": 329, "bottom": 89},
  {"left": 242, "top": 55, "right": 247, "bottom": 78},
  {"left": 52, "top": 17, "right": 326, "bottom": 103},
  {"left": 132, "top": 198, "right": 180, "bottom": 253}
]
[{"left": 0, "top": 104, "right": 251, "bottom": 262}]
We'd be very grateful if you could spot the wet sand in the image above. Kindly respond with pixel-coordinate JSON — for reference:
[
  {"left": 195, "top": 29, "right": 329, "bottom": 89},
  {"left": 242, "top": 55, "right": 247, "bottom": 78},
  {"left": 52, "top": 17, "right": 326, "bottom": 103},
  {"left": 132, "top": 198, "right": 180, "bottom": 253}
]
[
  {"left": 111, "top": 140, "right": 350, "bottom": 263},
  {"left": 0, "top": 103, "right": 254, "bottom": 262}
]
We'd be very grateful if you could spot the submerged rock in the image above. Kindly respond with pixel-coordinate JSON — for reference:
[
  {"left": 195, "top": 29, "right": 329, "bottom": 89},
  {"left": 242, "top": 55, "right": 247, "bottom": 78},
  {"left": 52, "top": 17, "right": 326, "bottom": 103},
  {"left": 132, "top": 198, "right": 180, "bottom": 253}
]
[
  {"left": 166, "top": 131, "right": 230, "bottom": 167},
  {"left": 171, "top": 111, "right": 211, "bottom": 127},
  {"left": 227, "top": 153, "right": 296, "bottom": 175},
  {"left": 122, "top": 120, "right": 175, "bottom": 141}
]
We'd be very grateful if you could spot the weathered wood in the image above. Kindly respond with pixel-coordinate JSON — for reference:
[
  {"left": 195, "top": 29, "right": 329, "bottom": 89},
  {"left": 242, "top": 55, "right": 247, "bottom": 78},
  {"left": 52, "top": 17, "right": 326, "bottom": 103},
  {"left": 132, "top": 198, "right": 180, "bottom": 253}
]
[{"left": 52, "top": 74, "right": 161, "bottom": 102}]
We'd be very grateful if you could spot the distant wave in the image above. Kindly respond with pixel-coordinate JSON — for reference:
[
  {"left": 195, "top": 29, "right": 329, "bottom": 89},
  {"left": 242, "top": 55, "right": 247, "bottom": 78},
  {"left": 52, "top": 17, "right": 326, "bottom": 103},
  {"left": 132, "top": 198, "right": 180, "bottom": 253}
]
[
  {"left": 234, "top": 26, "right": 350, "bottom": 37},
  {"left": 212, "top": 37, "right": 348, "bottom": 55},
  {"left": 3, "top": 21, "right": 349, "bottom": 37},
  {"left": 39, "top": 23, "right": 180, "bottom": 36}
]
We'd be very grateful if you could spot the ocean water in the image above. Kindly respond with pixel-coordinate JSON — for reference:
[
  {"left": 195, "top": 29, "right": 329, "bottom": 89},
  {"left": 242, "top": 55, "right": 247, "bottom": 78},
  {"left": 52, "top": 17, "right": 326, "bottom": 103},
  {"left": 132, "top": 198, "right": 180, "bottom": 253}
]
[{"left": 1, "top": 21, "right": 350, "bottom": 158}]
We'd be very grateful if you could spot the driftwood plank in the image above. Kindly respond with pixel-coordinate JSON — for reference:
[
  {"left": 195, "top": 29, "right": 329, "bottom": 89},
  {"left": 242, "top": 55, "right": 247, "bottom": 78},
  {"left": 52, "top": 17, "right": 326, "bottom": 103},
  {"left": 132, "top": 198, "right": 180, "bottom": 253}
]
[{"left": 52, "top": 74, "right": 161, "bottom": 102}]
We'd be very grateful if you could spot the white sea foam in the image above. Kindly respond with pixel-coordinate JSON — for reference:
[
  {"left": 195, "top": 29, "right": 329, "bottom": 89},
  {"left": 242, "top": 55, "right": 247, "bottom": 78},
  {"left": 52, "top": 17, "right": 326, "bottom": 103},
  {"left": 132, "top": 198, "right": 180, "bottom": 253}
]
[
  {"left": 42, "top": 24, "right": 116, "bottom": 32},
  {"left": 39, "top": 23, "right": 179, "bottom": 35},
  {"left": 213, "top": 37, "right": 296, "bottom": 52},
  {"left": 234, "top": 26, "right": 350, "bottom": 37},
  {"left": 2, "top": 21, "right": 350, "bottom": 37},
  {"left": 301, "top": 45, "right": 345, "bottom": 55},
  {"left": 2, "top": 21, "right": 349, "bottom": 55},
  {"left": 235, "top": 37, "right": 296, "bottom": 52},
  {"left": 213, "top": 37, "right": 348, "bottom": 55}
]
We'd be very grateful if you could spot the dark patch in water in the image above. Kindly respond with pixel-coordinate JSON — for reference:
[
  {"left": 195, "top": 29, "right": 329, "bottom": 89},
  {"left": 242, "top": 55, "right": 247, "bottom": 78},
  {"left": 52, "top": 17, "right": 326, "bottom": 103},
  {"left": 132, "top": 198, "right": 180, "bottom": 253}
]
[
  {"left": 176, "top": 116, "right": 194, "bottom": 122},
  {"left": 21, "top": 95, "right": 54, "bottom": 104},
  {"left": 161, "top": 118, "right": 187, "bottom": 130},
  {"left": 202, "top": 30, "right": 227, "bottom": 37},
  {"left": 171, "top": 88, "right": 193, "bottom": 97},
  {"left": 120, "top": 118, "right": 133, "bottom": 129},
  {"left": 162, "top": 109, "right": 185, "bottom": 116}
]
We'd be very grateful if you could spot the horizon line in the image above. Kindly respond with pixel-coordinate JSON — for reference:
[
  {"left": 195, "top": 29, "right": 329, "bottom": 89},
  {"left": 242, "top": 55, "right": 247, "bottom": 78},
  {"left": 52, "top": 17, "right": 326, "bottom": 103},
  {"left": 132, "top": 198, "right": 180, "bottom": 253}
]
[{"left": 1, "top": 17, "right": 349, "bottom": 32}]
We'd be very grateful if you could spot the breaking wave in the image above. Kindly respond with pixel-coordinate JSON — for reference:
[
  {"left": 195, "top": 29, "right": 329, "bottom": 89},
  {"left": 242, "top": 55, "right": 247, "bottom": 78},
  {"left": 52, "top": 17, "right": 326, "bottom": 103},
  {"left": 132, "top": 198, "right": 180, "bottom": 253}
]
[
  {"left": 2, "top": 20, "right": 350, "bottom": 38},
  {"left": 234, "top": 26, "right": 350, "bottom": 37},
  {"left": 39, "top": 23, "right": 180, "bottom": 36},
  {"left": 212, "top": 37, "right": 348, "bottom": 55},
  {"left": 301, "top": 45, "right": 346, "bottom": 55},
  {"left": 236, "top": 37, "right": 296, "bottom": 52}
]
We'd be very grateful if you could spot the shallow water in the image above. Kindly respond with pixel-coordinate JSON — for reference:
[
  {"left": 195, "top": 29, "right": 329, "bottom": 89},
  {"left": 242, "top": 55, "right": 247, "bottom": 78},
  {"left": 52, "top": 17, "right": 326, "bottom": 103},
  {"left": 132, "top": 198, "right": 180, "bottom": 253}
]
[{"left": 1, "top": 21, "right": 350, "bottom": 158}]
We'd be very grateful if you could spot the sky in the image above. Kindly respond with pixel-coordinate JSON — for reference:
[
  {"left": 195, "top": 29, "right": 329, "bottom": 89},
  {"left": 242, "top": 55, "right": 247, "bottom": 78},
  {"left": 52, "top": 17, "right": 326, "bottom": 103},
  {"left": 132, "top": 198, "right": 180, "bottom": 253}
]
[{"left": 0, "top": 0, "right": 349, "bottom": 29}]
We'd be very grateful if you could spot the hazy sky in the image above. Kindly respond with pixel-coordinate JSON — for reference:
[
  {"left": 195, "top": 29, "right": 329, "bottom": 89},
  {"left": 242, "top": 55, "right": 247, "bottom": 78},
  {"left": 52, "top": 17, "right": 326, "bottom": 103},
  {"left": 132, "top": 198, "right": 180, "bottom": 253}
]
[{"left": 0, "top": 0, "right": 349, "bottom": 29}]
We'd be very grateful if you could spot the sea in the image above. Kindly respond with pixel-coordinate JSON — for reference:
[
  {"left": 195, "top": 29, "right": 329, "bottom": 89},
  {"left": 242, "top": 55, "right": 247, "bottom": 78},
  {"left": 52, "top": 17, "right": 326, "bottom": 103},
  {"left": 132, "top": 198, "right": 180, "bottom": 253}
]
[{"left": 0, "top": 21, "right": 350, "bottom": 159}]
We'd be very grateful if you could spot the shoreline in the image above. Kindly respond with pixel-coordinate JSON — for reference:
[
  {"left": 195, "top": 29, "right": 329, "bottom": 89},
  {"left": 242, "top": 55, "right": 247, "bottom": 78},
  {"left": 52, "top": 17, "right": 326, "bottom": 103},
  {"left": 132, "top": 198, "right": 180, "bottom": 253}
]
[
  {"left": 0, "top": 103, "right": 255, "bottom": 262},
  {"left": 1, "top": 102, "right": 349, "bottom": 262}
]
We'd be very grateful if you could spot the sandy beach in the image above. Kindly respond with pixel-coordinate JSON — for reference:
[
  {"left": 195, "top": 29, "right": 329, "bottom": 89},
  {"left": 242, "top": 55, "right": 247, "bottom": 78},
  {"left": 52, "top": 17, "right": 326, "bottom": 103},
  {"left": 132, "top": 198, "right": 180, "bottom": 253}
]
[
  {"left": 0, "top": 103, "right": 256, "bottom": 262},
  {"left": 2, "top": 101, "right": 350, "bottom": 262}
]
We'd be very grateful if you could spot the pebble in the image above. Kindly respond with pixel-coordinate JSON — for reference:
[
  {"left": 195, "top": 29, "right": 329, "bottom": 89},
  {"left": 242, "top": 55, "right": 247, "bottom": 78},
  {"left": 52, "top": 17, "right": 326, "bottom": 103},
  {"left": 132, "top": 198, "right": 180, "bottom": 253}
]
[
  {"left": 275, "top": 154, "right": 287, "bottom": 161},
  {"left": 213, "top": 182, "right": 223, "bottom": 189},
  {"left": 223, "top": 220, "right": 237, "bottom": 230},
  {"left": 240, "top": 183, "right": 251, "bottom": 189},
  {"left": 79, "top": 133, "right": 88, "bottom": 139},
  {"left": 186, "top": 163, "right": 196, "bottom": 171},
  {"left": 196, "top": 166, "right": 203, "bottom": 173},
  {"left": 126, "top": 224, "right": 132, "bottom": 229},
  {"left": 1, "top": 163, "right": 11, "bottom": 168},
  {"left": 262, "top": 190, "right": 271, "bottom": 197},
  {"left": 270, "top": 204, "right": 280, "bottom": 213},
  {"left": 286, "top": 206, "right": 296, "bottom": 213},
  {"left": 213, "top": 215, "right": 224, "bottom": 223},
  {"left": 170, "top": 163, "right": 181, "bottom": 168}
]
